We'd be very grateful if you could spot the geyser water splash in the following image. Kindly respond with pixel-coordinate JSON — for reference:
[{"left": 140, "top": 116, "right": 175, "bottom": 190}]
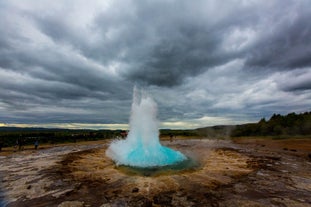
[{"left": 106, "top": 87, "right": 186, "bottom": 167}]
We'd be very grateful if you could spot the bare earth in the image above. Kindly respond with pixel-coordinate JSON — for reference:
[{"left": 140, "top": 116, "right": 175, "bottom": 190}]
[{"left": 0, "top": 138, "right": 310, "bottom": 207}]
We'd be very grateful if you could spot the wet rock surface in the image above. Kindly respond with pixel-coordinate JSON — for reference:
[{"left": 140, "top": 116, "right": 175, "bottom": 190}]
[{"left": 1, "top": 139, "right": 311, "bottom": 207}]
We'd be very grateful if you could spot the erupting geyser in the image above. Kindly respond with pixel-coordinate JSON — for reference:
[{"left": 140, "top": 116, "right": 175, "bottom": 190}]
[{"left": 106, "top": 87, "right": 186, "bottom": 167}]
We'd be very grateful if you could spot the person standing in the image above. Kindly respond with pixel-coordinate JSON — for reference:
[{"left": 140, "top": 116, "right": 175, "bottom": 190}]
[
  {"left": 34, "top": 139, "right": 39, "bottom": 150},
  {"left": 169, "top": 134, "right": 173, "bottom": 142},
  {"left": 18, "top": 137, "right": 23, "bottom": 150}
]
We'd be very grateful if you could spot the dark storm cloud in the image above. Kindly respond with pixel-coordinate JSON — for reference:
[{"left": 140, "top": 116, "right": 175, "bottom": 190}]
[
  {"left": 125, "top": 27, "right": 233, "bottom": 86},
  {"left": 245, "top": 4, "right": 311, "bottom": 69},
  {"left": 0, "top": 0, "right": 310, "bottom": 128},
  {"left": 92, "top": 0, "right": 248, "bottom": 86},
  {"left": 20, "top": 0, "right": 248, "bottom": 87},
  {"left": 91, "top": 0, "right": 311, "bottom": 87},
  {"left": 0, "top": 0, "right": 133, "bottom": 125}
]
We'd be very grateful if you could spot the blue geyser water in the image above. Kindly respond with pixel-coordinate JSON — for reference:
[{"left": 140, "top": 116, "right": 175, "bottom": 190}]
[{"left": 106, "top": 87, "right": 186, "bottom": 167}]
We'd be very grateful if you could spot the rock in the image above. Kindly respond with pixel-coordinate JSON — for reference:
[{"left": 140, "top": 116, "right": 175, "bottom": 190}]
[
  {"left": 111, "top": 200, "right": 127, "bottom": 206},
  {"left": 128, "top": 196, "right": 152, "bottom": 207},
  {"left": 99, "top": 204, "right": 111, "bottom": 207},
  {"left": 58, "top": 201, "right": 84, "bottom": 207},
  {"left": 142, "top": 199, "right": 152, "bottom": 207},
  {"left": 153, "top": 193, "right": 172, "bottom": 206}
]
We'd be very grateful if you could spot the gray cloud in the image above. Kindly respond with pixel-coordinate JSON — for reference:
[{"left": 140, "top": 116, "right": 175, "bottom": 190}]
[
  {"left": 276, "top": 68, "right": 311, "bottom": 91},
  {"left": 0, "top": 0, "right": 310, "bottom": 128},
  {"left": 245, "top": 4, "right": 311, "bottom": 69}
]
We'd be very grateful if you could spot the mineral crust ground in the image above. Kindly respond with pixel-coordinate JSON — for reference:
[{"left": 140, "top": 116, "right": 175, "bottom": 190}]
[{"left": 0, "top": 138, "right": 310, "bottom": 207}]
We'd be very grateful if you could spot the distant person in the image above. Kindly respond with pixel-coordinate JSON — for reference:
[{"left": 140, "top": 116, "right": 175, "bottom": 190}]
[
  {"left": 18, "top": 137, "right": 22, "bottom": 150},
  {"left": 14, "top": 139, "right": 18, "bottom": 151},
  {"left": 34, "top": 139, "right": 39, "bottom": 150},
  {"left": 169, "top": 134, "right": 173, "bottom": 142},
  {"left": 18, "top": 137, "right": 24, "bottom": 150}
]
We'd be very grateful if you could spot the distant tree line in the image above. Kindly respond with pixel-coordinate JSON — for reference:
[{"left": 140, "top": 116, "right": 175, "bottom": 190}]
[
  {"left": 0, "top": 127, "right": 200, "bottom": 148},
  {"left": 1, "top": 111, "right": 310, "bottom": 148},
  {"left": 0, "top": 129, "right": 123, "bottom": 148},
  {"left": 0, "top": 126, "right": 203, "bottom": 148},
  {"left": 231, "top": 112, "right": 311, "bottom": 137}
]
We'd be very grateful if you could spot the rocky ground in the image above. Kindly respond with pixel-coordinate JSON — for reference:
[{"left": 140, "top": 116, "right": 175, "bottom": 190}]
[{"left": 0, "top": 138, "right": 310, "bottom": 207}]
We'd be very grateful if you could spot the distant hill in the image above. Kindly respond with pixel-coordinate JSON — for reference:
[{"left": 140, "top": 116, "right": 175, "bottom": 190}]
[
  {"left": 196, "top": 125, "right": 236, "bottom": 138},
  {"left": 195, "top": 111, "right": 311, "bottom": 138},
  {"left": 231, "top": 111, "right": 311, "bottom": 137}
]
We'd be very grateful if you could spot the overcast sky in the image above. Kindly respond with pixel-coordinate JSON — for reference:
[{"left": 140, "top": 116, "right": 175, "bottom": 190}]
[{"left": 0, "top": 0, "right": 310, "bottom": 129}]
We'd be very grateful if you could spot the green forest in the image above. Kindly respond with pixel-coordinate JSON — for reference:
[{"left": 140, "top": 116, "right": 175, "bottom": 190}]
[{"left": 231, "top": 112, "right": 311, "bottom": 137}]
